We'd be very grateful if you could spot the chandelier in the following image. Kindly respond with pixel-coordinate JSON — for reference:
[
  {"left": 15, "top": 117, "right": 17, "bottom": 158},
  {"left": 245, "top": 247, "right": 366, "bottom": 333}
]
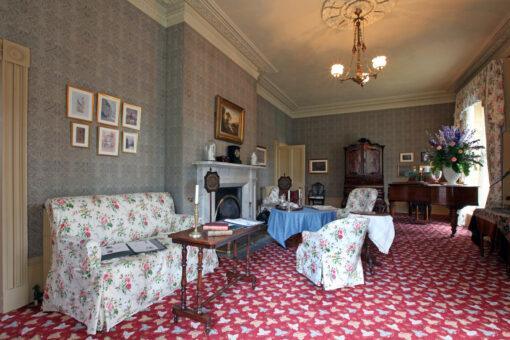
[{"left": 322, "top": 0, "right": 396, "bottom": 87}]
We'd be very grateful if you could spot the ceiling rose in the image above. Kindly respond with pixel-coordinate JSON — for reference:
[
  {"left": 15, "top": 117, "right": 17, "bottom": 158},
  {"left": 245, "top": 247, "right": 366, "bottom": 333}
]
[{"left": 322, "top": 0, "right": 397, "bottom": 31}]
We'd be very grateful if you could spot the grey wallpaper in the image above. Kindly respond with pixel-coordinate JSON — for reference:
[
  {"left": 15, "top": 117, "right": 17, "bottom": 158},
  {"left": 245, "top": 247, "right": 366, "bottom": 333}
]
[
  {"left": 257, "top": 96, "right": 292, "bottom": 189},
  {"left": 1, "top": 1, "right": 453, "bottom": 258},
  {"left": 1, "top": 0, "right": 168, "bottom": 257},
  {"left": 292, "top": 103, "right": 454, "bottom": 202}
]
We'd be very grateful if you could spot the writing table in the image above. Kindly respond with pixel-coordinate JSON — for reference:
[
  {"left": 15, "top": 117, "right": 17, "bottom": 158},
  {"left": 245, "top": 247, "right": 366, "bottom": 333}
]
[{"left": 169, "top": 224, "right": 262, "bottom": 334}]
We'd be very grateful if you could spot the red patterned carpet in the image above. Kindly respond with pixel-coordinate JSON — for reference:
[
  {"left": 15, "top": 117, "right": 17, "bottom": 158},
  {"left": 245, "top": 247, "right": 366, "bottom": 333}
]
[{"left": 2, "top": 215, "right": 510, "bottom": 339}]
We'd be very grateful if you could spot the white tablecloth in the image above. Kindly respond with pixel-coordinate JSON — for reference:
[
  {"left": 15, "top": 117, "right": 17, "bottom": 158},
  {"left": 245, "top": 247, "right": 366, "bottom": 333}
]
[{"left": 348, "top": 213, "right": 395, "bottom": 254}]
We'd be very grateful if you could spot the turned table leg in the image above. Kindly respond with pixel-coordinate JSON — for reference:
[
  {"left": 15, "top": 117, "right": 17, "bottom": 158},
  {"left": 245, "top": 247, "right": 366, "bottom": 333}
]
[
  {"left": 174, "top": 245, "right": 188, "bottom": 323},
  {"left": 196, "top": 248, "right": 203, "bottom": 315}
]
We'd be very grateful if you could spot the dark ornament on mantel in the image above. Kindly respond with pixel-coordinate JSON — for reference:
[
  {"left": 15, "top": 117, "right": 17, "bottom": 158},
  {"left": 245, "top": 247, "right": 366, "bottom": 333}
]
[
  {"left": 227, "top": 145, "right": 241, "bottom": 164},
  {"left": 215, "top": 156, "right": 230, "bottom": 162}
]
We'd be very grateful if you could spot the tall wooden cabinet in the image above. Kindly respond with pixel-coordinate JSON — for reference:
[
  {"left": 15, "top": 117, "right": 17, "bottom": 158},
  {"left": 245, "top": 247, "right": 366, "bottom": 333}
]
[{"left": 342, "top": 138, "right": 386, "bottom": 212}]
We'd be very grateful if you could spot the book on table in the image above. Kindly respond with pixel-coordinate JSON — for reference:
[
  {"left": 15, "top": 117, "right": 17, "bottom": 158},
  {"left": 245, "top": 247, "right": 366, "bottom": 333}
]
[{"left": 100, "top": 239, "right": 167, "bottom": 261}]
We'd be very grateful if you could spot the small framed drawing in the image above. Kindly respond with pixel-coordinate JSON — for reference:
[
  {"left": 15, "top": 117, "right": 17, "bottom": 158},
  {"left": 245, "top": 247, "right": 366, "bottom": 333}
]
[
  {"left": 400, "top": 152, "right": 414, "bottom": 162},
  {"left": 70, "top": 122, "right": 90, "bottom": 148},
  {"left": 97, "top": 93, "right": 121, "bottom": 126},
  {"left": 122, "top": 132, "right": 138, "bottom": 154},
  {"left": 97, "top": 126, "right": 119, "bottom": 156},
  {"left": 309, "top": 159, "right": 328, "bottom": 174},
  {"left": 255, "top": 146, "right": 267, "bottom": 166},
  {"left": 421, "top": 151, "right": 429, "bottom": 163},
  {"left": 215, "top": 95, "right": 245, "bottom": 144},
  {"left": 122, "top": 103, "right": 141, "bottom": 130},
  {"left": 67, "top": 85, "right": 94, "bottom": 122},
  {"left": 397, "top": 164, "right": 417, "bottom": 177}
]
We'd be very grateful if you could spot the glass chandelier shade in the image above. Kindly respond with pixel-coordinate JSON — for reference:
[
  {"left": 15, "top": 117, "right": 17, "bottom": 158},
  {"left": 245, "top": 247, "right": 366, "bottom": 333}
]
[{"left": 330, "top": 8, "right": 387, "bottom": 87}]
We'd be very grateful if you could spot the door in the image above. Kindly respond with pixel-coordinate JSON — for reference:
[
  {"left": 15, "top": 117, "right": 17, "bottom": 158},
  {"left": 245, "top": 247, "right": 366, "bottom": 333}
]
[{"left": 274, "top": 141, "right": 305, "bottom": 190}]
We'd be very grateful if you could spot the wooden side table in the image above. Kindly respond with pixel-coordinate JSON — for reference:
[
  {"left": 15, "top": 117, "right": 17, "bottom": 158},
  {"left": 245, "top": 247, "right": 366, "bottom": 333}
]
[{"left": 169, "top": 224, "right": 262, "bottom": 335}]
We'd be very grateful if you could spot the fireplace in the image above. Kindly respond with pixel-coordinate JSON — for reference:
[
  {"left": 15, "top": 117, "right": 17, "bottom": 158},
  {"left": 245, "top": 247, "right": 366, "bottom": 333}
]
[
  {"left": 215, "top": 187, "right": 242, "bottom": 221},
  {"left": 194, "top": 161, "right": 260, "bottom": 223}
]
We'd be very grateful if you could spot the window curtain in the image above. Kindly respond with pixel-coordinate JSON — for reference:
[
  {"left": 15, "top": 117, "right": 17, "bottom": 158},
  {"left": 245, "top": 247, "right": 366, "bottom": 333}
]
[{"left": 454, "top": 59, "right": 505, "bottom": 205}]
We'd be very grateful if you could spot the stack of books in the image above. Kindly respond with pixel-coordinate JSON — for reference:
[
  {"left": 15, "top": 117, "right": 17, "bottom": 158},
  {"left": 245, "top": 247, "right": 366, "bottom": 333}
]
[
  {"left": 203, "top": 218, "right": 263, "bottom": 237},
  {"left": 203, "top": 222, "right": 232, "bottom": 236}
]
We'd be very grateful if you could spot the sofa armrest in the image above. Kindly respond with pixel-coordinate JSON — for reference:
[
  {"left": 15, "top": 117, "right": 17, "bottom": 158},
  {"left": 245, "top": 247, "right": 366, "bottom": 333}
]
[
  {"left": 170, "top": 214, "right": 195, "bottom": 233},
  {"left": 53, "top": 237, "right": 101, "bottom": 273}
]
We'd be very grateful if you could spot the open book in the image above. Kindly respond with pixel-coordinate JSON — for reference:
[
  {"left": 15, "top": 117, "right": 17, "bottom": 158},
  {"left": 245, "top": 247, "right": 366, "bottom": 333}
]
[{"left": 101, "top": 239, "right": 166, "bottom": 261}]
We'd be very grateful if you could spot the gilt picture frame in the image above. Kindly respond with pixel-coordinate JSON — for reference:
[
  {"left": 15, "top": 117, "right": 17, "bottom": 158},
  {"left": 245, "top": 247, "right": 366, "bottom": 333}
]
[
  {"left": 255, "top": 146, "right": 267, "bottom": 167},
  {"left": 215, "top": 95, "right": 245, "bottom": 144},
  {"left": 397, "top": 164, "right": 417, "bottom": 177},
  {"left": 97, "top": 126, "right": 119, "bottom": 156},
  {"left": 67, "top": 85, "right": 94, "bottom": 122},
  {"left": 400, "top": 152, "right": 414, "bottom": 162},
  {"left": 122, "top": 103, "right": 141, "bottom": 130},
  {"left": 122, "top": 131, "right": 138, "bottom": 154},
  {"left": 309, "top": 159, "right": 329, "bottom": 174},
  {"left": 70, "top": 122, "right": 90, "bottom": 148},
  {"left": 97, "top": 93, "right": 121, "bottom": 126}
]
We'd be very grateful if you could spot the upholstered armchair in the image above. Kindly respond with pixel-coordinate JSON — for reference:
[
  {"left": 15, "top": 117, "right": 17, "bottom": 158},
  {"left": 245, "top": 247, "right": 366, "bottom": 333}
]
[
  {"left": 296, "top": 217, "right": 369, "bottom": 290},
  {"left": 308, "top": 182, "right": 325, "bottom": 205},
  {"left": 336, "top": 188, "right": 378, "bottom": 219}
]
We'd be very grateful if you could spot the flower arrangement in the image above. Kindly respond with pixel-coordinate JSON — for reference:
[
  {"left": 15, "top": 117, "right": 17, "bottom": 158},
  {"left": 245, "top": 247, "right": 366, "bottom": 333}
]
[{"left": 427, "top": 126, "right": 484, "bottom": 175}]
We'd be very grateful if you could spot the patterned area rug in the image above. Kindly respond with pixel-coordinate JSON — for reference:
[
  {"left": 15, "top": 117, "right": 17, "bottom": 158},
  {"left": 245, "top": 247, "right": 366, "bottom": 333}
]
[{"left": 2, "top": 215, "right": 510, "bottom": 339}]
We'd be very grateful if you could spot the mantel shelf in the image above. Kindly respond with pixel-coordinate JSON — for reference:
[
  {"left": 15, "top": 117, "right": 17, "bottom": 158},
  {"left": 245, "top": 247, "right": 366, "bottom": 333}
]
[{"left": 193, "top": 161, "right": 265, "bottom": 170}]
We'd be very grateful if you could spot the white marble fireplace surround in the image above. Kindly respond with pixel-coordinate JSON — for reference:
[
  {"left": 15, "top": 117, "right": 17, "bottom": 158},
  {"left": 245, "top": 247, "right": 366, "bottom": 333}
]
[{"left": 193, "top": 161, "right": 261, "bottom": 223}]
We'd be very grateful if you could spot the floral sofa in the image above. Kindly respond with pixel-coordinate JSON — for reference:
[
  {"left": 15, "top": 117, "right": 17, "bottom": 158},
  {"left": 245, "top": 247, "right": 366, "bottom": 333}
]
[
  {"left": 336, "top": 188, "right": 378, "bottom": 219},
  {"left": 296, "top": 216, "right": 369, "bottom": 290},
  {"left": 42, "top": 192, "right": 218, "bottom": 334}
]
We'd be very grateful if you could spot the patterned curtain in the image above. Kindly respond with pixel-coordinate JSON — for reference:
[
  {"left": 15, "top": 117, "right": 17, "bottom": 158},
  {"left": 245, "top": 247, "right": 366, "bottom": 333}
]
[{"left": 454, "top": 59, "right": 505, "bottom": 204}]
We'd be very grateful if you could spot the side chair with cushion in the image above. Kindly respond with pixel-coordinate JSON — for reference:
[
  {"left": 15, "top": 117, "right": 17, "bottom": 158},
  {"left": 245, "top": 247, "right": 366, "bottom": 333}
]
[
  {"left": 308, "top": 182, "right": 325, "bottom": 205},
  {"left": 296, "top": 216, "right": 369, "bottom": 290},
  {"left": 336, "top": 188, "right": 378, "bottom": 219}
]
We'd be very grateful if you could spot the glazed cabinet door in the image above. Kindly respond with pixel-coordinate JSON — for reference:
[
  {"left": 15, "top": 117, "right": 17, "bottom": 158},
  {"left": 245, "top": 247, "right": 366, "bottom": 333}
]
[
  {"left": 364, "top": 146, "right": 382, "bottom": 176},
  {"left": 346, "top": 146, "right": 364, "bottom": 176}
]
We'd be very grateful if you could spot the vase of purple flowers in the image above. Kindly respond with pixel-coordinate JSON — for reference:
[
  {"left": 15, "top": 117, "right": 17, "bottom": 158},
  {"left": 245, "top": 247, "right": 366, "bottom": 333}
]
[{"left": 427, "top": 126, "right": 484, "bottom": 185}]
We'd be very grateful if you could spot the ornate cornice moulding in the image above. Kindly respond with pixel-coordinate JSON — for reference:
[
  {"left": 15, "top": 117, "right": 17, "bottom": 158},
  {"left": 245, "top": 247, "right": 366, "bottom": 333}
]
[
  {"left": 127, "top": 0, "right": 277, "bottom": 79},
  {"left": 290, "top": 91, "right": 456, "bottom": 119}
]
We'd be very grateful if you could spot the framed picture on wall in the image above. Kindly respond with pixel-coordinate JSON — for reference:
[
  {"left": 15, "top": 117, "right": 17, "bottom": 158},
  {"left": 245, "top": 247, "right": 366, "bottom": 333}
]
[
  {"left": 309, "top": 159, "right": 328, "bottom": 174},
  {"left": 122, "top": 132, "right": 138, "bottom": 154},
  {"left": 215, "top": 95, "right": 245, "bottom": 144},
  {"left": 97, "top": 126, "right": 119, "bottom": 156},
  {"left": 122, "top": 103, "right": 141, "bottom": 130},
  {"left": 399, "top": 152, "right": 414, "bottom": 162},
  {"left": 97, "top": 93, "right": 121, "bottom": 126},
  {"left": 397, "top": 164, "right": 417, "bottom": 177},
  {"left": 255, "top": 146, "right": 267, "bottom": 166},
  {"left": 67, "top": 85, "right": 94, "bottom": 122},
  {"left": 70, "top": 122, "right": 90, "bottom": 148},
  {"left": 421, "top": 151, "right": 429, "bottom": 162}
]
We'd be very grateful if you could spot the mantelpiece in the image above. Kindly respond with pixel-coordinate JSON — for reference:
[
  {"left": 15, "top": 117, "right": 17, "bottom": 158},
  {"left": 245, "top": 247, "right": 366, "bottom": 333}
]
[{"left": 193, "top": 161, "right": 263, "bottom": 222}]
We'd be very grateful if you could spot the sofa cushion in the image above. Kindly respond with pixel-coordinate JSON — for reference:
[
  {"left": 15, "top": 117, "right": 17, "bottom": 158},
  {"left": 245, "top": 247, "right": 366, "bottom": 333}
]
[{"left": 46, "top": 192, "right": 177, "bottom": 245}]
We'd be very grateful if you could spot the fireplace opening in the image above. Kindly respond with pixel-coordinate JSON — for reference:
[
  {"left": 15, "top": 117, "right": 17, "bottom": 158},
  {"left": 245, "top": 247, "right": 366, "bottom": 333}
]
[{"left": 215, "top": 187, "right": 242, "bottom": 221}]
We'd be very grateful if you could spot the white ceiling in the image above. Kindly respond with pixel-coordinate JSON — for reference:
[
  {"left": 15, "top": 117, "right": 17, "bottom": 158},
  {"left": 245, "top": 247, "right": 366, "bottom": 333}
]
[
  {"left": 214, "top": 0, "right": 510, "bottom": 107},
  {"left": 129, "top": 0, "right": 510, "bottom": 116}
]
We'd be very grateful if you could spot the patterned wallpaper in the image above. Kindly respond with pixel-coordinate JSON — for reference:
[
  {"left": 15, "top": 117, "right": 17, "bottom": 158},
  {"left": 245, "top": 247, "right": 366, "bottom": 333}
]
[
  {"left": 1, "top": 1, "right": 452, "bottom": 258},
  {"left": 257, "top": 96, "right": 292, "bottom": 189},
  {"left": 292, "top": 103, "right": 455, "bottom": 201},
  {"left": 1, "top": 0, "right": 168, "bottom": 257}
]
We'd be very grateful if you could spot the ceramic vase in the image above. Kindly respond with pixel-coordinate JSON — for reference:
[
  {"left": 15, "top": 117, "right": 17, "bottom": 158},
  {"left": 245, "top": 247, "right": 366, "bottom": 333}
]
[{"left": 442, "top": 166, "right": 461, "bottom": 185}]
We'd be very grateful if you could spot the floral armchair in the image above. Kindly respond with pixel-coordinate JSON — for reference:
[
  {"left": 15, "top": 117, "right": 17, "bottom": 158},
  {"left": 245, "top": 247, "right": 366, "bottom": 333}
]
[
  {"left": 336, "top": 188, "right": 378, "bottom": 219},
  {"left": 43, "top": 192, "right": 219, "bottom": 334},
  {"left": 296, "top": 217, "right": 369, "bottom": 290}
]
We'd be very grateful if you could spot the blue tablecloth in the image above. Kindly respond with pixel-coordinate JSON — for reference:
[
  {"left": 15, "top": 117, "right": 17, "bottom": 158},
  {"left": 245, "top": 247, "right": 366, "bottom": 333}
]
[{"left": 267, "top": 207, "right": 337, "bottom": 247}]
